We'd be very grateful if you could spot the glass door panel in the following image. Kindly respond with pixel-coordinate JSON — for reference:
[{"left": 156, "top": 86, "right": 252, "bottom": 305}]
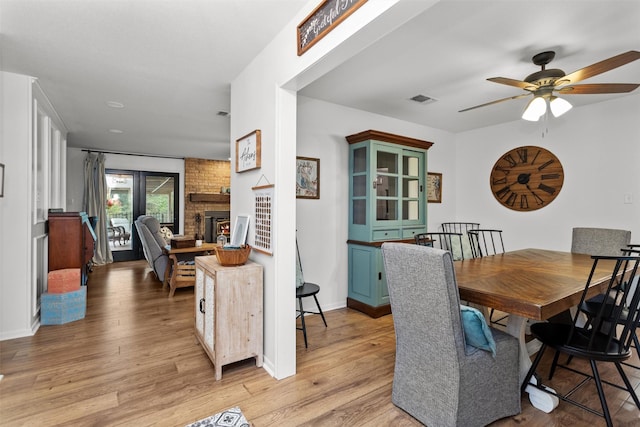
[
  {"left": 106, "top": 170, "right": 179, "bottom": 262},
  {"left": 106, "top": 173, "right": 134, "bottom": 254},
  {"left": 145, "top": 175, "right": 176, "bottom": 232},
  {"left": 376, "top": 199, "right": 398, "bottom": 221},
  {"left": 373, "top": 146, "right": 400, "bottom": 226},
  {"left": 402, "top": 151, "right": 423, "bottom": 222}
]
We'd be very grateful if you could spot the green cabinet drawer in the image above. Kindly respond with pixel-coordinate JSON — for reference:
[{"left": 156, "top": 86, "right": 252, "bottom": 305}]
[
  {"left": 403, "top": 227, "right": 425, "bottom": 239},
  {"left": 372, "top": 229, "right": 401, "bottom": 240}
]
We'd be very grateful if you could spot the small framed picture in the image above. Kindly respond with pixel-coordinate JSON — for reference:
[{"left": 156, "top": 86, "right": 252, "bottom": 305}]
[
  {"left": 427, "top": 172, "right": 442, "bottom": 203},
  {"left": 0, "top": 163, "right": 4, "bottom": 197},
  {"left": 296, "top": 156, "right": 320, "bottom": 199},
  {"left": 229, "top": 215, "right": 250, "bottom": 247},
  {"left": 236, "top": 130, "right": 261, "bottom": 173}
]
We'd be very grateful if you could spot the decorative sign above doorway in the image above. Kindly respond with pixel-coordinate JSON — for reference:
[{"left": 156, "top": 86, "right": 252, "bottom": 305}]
[{"left": 297, "top": 0, "right": 368, "bottom": 56}]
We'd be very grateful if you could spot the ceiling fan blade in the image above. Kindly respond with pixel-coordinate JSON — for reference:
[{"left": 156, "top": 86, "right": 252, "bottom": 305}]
[
  {"left": 488, "top": 77, "right": 536, "bottom": 90},
  {"left": 556, "top": 50, "right": 640, "bottom": 86},
  {"left": 558, "top": 83, "right": 640, "bottom": 94},
  {"left": 459, "top": 93, "right": 530, "bottom": 112}
]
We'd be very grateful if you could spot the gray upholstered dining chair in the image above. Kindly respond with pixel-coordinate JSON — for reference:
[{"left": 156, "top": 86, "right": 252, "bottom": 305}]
[
  {"left": 571, "top": 227, "right": 631, "bottom": 256},
  {"left": 381, "top": 242, "right": 521, "bottom": 427}
]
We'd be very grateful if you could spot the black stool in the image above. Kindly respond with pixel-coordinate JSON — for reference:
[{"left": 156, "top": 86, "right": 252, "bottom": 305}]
[{"left": 296, "top": 282, "right": 327, "bottom": 348}]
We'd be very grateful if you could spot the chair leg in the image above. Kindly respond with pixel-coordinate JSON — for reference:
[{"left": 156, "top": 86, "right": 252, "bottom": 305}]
[
  {"left": 549, "top": 350, "right": 561, "bottom": 380},
  {"left": 297, "top": 297, "right": 308, "bottom": 348},
  {"left": 521, "top": 343, "right": 547, "bottom": 393},
  {"left": 614, "top": 362, "right": 640, "bottom": 409},
  {"left": 312, "top": 294, "right": 328, "bottom": 327},
  {"left": 590, "top": 360, "right": 613, "bottom": 427}
]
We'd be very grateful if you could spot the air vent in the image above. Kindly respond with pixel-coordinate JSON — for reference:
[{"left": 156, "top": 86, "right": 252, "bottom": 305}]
[{"left": 410, "top": 94, "right": 437, "bottom": 104}]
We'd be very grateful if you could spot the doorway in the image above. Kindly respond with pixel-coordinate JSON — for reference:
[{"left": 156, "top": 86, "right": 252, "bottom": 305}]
[{"left": 106, "top": 170, "right": 179, "bottom": 262}]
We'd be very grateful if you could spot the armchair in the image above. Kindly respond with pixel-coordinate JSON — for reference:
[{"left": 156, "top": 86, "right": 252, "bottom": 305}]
[
  {"left": 381, "top": 242, "right": 521, "bottom": 426},
  {"left": 134, "top": 215, "right": 170, "bottom": 281}
]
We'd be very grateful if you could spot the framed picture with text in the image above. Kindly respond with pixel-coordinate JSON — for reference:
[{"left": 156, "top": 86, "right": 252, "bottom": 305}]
[
  {"left": 236, "top": 130, "right": 261, "bottom": 173},
  {"left": 297, "top": 0, "right": 368, "bottom": 56}
]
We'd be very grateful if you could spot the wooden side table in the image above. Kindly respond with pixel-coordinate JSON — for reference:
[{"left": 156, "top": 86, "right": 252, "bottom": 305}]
[
  {"left": 164, "top": 242, "right": 218, "bottom": 297},
  {"left": 195, "top": 257, "right": 263, "bottom": 380}
]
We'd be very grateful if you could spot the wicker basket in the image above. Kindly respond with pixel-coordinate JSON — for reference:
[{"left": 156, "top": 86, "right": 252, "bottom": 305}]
[{"left": 215, "top": 245, "right": 251, "bottom": 266}]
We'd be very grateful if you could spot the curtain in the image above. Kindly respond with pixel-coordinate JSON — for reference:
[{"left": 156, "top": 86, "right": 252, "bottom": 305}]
[{"left": 84, "top": 153, "right": 112, "bottom": 264}]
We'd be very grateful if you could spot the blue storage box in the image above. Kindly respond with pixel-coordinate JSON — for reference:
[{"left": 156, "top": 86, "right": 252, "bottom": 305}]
[{"left": 41, "top": 287, "right": 87, "bottom": 325}]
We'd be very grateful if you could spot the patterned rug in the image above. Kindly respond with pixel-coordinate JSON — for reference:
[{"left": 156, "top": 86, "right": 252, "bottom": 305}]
[{"left": 186, "top": 406, "right": 250, "bottom": 427}]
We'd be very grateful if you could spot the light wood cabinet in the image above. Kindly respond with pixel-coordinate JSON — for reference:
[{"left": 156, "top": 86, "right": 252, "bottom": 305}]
[{"left": 194, "top": 256, "right": 263, "bottom": 380}]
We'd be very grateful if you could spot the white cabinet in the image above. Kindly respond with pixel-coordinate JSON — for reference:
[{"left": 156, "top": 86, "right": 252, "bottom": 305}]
[
  {"left": 0, "top": 71, "right": 68, "bottom": 339},
  {"left": 194, "top": 256, "right": 263, "bottom": 380}
]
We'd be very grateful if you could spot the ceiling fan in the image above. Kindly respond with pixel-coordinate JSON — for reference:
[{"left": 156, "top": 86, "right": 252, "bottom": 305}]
[{"left": 459, "top": 50, "right": 640, "bottom": 121}]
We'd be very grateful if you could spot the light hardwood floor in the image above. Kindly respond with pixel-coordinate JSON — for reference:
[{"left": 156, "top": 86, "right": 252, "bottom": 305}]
[{"left": 1, "top": 260, "right": 639, "bottom": 426}]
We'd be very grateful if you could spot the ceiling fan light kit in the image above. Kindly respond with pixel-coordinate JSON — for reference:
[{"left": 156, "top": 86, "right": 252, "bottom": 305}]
[
  {"left": 461, "top": 50, "right": 640, "bottom": 122},
  {"left": 522, "top": 95, "right": 572, "bottom": 121},
  {"left": 549, "top": 96, "right": 572, "bottom": 117},
  {"left": 522, "top": 96, "right": 547, "bottom": 121}
]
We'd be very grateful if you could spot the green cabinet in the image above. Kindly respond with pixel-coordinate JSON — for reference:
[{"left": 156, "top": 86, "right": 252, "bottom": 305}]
[{"left": 346, "top": 130, "right": 433, "bottom": 317}]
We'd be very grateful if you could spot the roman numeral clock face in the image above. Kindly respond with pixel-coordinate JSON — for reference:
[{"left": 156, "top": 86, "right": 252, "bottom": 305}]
[{"left": 490, "top": 146, "right": 564, "bottom": 211}]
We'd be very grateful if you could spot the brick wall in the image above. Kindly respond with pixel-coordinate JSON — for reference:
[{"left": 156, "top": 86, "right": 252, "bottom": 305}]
[{"left": 184, "top": 158, "right": 231, "bottom": 238}]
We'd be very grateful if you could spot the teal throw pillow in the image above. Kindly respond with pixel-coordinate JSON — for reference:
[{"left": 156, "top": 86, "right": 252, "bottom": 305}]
[{"left": 460, "top": 305, "right": 496, "bottom": 357}]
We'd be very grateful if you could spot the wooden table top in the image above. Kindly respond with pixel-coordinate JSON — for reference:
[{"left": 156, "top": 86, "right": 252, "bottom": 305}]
[
  {"left": 454, "top": 248, "right": 617, "bottom": 321},
  {"left": 165, "top": 242, "right": 218, "bottom": 254}
]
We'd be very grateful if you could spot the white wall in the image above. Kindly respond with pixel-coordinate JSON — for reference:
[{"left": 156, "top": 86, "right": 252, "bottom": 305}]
[
  {"left": 1, "top": 72, "right": 68, "bottom": 340},
  {"left": 455, "top": 94, "right": 640, "bottom": 251},
  {"left": 296, "top": 96, "right": 455, "bottom": 311},
  {"left": 66, "top": 147, "right": 185, "bottom": 233},
  {"left": 295, "top": 93, "right": 640, "bottom": 320},
  {"left": 231, "top": 0, "right": 438, "bottom": 379}
]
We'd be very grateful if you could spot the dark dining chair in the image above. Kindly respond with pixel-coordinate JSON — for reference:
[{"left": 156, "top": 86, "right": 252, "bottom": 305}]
[
  {"left": 468, "top": 229, "right": 507, "bottom": 325},
  {"left": 415, "top": 232, "right": 471, "bottom": 260},
  {"left": 567, "top": 246, "right": 640, "bottom": 371},
  {"left": 467, "top": 229, "right": 505, "bottom": 258},
  {"left": 441, "top": 222, "right": 480, "bottom": 235},
  {"left": 521, "top": 254, "right": 640, "bottom": 427},
  {"left": 295, "top": 239, "right": 327, "bottom": 348}
]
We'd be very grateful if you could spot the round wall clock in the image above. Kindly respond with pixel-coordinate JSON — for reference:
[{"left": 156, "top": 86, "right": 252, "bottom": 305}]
[{"left": 490, "top": 146, "right": 564, "bottom": 211}]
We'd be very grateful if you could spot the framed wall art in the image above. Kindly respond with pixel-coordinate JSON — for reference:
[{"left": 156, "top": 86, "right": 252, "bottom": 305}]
[
  {"left": 296, "top": 156, "right": 320, "bottom": 199},
  {"left": 297, "top": 0, "right": 368, "bottom": 56},
  {"left": 236, "top": 130, "right": 261, "bottom": 173},
  {"left": 229, "top": 215, "right": 250, "bottom": 247},
  {"left": 0, "top": 163, "right": 4, "bottom": 197},
  {"left": 252, "top": 183, "right": 275, "bottom": 256},
  {"left": 427, "top": 172, "right": 442, "bottom": 203}
]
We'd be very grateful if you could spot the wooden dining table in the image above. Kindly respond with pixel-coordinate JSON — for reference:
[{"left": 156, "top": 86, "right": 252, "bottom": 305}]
[{"left": 453, "top": 248, "right": 618, "bottom": 412}]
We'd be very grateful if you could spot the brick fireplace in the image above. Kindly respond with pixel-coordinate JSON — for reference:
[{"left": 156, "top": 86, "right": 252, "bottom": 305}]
[{"left": 184, "top": 158, "right": 231, "bottom": 240}]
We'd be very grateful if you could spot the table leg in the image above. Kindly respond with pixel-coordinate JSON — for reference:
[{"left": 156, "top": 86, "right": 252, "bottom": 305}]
[
  {"left": 167, "top": 254, "right": 178, "bottom": 294},
  {"left": 505, "top": 314, "right": 559, "bottom": 413}
]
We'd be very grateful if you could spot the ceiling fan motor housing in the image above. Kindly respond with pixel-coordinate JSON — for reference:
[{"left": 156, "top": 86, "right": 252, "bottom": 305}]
[{"left": 525, "top": 68, "right": 566, "bottom": 87}]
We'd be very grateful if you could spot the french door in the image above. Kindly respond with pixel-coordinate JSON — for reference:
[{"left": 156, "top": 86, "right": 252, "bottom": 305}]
[{"left": 106, "top": 170, "right": 179, "bottom": 262}]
